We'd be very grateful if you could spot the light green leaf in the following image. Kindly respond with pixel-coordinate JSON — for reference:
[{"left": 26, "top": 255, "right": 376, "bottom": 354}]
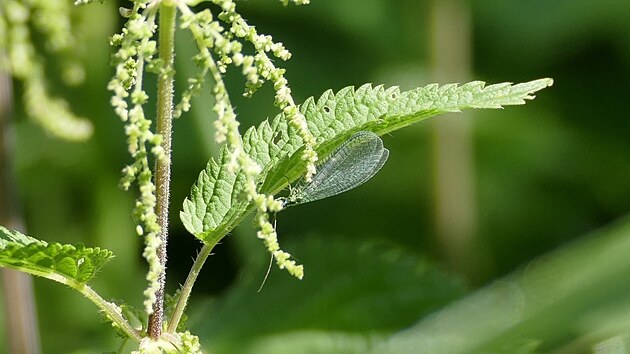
[
  {"left": 0, "top": 226, "right": 114, "bottom": 284},
  {"left": 181, "top": 79, "right": 553, "bottom": 242}
]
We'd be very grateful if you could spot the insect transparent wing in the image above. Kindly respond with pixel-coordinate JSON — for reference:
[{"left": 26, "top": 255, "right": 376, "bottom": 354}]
[{"left": 297, "top": 131, "right": 388, "bottom": 204}]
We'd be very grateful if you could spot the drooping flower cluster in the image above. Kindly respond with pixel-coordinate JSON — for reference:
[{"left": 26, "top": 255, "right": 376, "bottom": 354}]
[
  {"left": 175, "top": 0, "right": 313, "bottom": 277},
  {"left": 255, "top": 198, "right": 304, "bottom": 279},
  {"left": 107, "top": 1, "right": 165, "bottom": 315},
  {"left": 213, "top": 0, "right": 318, "bottom": 181},
  {"left": 0, "top": 0, "right": 92, "bottom": 141}
]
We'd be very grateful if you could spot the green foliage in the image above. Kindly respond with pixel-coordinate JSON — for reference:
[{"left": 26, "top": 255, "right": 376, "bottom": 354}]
[
  {"left": 181, "top": 79, "right": 553, "bottom": 245},
  {"left": 0, "top": 226, "right": 113, "bottom": 284},
  {"left": 189, "top": 216, "right": 630, "bottom": 353},
  {"left": 0, "top": 0, "right": 571, "bottom": 352},
  {"left": 370, "top": 216, "right": 630, "bottom": 353},
  {"left": 192, "top": 235, "right": 465, "bottom": 353}
]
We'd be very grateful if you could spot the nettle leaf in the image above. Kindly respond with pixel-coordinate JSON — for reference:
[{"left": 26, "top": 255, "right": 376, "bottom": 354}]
[
  {"left": 181, "top": 79, "right": 553, "bottom": 242},
  {"left": 0, "top": 226, "right": 114, "bottom": 284}
]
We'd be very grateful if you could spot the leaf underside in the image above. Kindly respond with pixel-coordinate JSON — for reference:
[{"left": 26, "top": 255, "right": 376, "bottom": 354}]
[
  {"left": 0, "top": 226, "right": 114, "bottom": 284},
  {"left": 181, "top": 79, "right": 554, "bottom": 243}
]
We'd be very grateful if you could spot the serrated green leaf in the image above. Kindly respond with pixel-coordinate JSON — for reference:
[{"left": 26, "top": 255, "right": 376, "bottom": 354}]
[
  {"left": 180, "top": 148, "right": 250, "bottom": 241},
  {"left": 0, "top": 226, "right": 43, "bottom": 247},
  {"left": 181, "top": 79, "right": 553, "bottom": 242},
  {"left": 0, "top": 226, "right": 114, "bottom": 284}
]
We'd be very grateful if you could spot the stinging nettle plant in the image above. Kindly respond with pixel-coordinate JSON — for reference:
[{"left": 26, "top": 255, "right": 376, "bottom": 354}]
[{"left": 0, "top": 0, "right": 553, "bottom": 352}]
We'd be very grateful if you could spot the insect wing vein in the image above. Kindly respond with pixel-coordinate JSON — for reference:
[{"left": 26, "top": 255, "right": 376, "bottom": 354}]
[{"left": 300, "top": 131, "right": 386, "bottom": 203}]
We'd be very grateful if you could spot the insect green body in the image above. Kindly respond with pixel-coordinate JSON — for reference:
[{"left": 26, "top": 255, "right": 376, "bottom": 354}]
[{"left": 283, "top": 131, "right": 389, "bottom": 207}]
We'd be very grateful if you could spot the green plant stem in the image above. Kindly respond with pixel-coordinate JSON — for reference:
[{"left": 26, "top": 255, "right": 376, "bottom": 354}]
[
  {"left": 17, "top": 268, "right": 143, "bottom": 342},
  {"left": 79, "top": 284, "right": 143, "bottom": 343},
  {"left": 166, "top": 239, "right": 219, "bottom": 334},
  {"left": 0, "top": 262, "right": 142, "bottom": 342},
  {"left": 148, "top": 2, "right": 177, "bottom": 339}
]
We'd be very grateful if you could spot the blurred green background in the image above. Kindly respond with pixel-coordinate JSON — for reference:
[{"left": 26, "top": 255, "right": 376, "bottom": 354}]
[{"left": 2, "top": 0, "right": 630, "bottom": 352}]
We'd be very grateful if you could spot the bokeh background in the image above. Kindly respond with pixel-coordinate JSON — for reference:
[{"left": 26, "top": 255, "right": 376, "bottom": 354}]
[{"left": 2, "top": 0, "right": 630, "bottom": 352}]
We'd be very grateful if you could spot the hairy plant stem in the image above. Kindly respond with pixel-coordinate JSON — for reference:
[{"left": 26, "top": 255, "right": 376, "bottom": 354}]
[
  {"left": 7, "top": 268, "right": 143, "bottom": 343},
  {"left": 166, "top": 240, "right": 218, "bottom": 334},
  {"left": 79, "top": 284, "right": 143, "bottom": 343},
  {"left": 148, "top": 2, "right": 176, "bottom": 339}
]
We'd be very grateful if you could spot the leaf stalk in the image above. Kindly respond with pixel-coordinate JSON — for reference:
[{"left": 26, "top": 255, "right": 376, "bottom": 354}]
[{"left": 166, "top": 240, "right": 218, "bottom": 334}]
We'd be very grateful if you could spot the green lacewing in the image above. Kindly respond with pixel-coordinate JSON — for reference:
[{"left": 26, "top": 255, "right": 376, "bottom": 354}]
[{"left": 283, "top": 131, "right": 389, "bottom": 207}]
